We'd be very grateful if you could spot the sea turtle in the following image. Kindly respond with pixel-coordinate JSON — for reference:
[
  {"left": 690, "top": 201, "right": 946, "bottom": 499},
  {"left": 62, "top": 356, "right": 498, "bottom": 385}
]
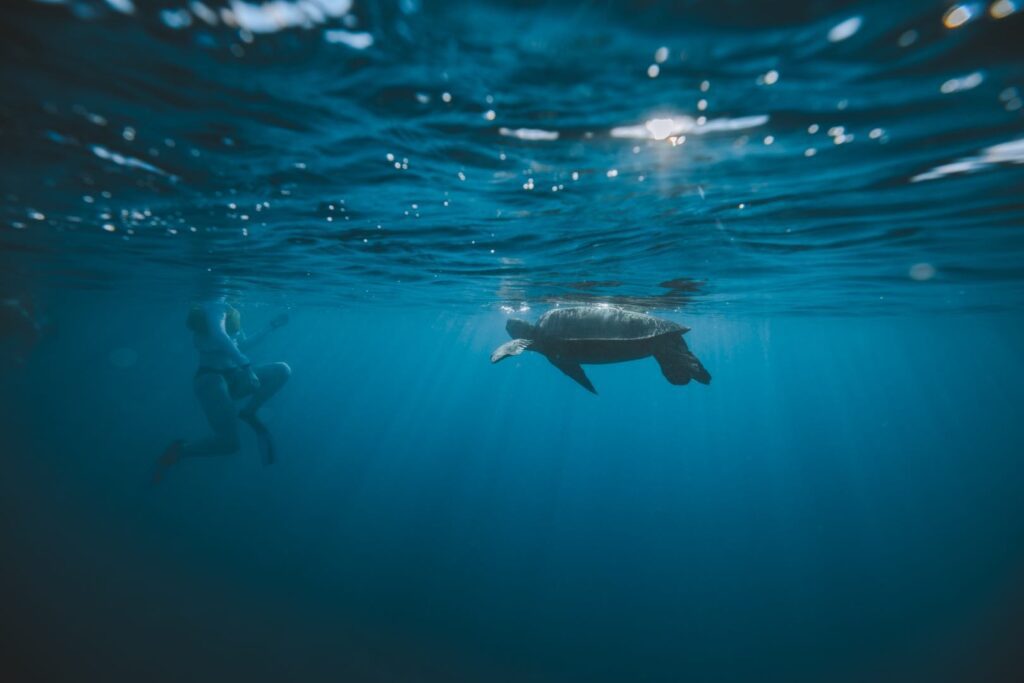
[{"left": 490, "top": 306, "right": 711, "bottom": 394}]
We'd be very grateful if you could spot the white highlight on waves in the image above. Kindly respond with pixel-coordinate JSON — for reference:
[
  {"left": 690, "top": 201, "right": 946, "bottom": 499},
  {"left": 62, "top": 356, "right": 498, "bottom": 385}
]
[
  {"left": 91, "top": 145, "right": 175, "bottom": 179},
  {"left": 943, "top": 3, "right": 983, "bottom": 28},
  {"left": 160, "top": 8, "right": 193, "bottom": 28},
  {"left": 499, "top": 127, "right": 560, "bottom": 141},
  {"left": 990, "top": 0, "right": 1019, "bottom": 19},
  {"left": 828, "top": 16, "right": 862, "bottom": 43},
  {"left": 610, "top": 114, "right": 769, "bottom": 140},
  {"left": 105, "top": 0, "right": 135, "bottom": 14},
  {"left": 940, "top": 71, "right": 984, "bottom": 94},
  {"left": 909, "top": 263, "right": 937, "bottom": 281},
  {"left": 911, "top": 138, "right": 1024, "bottom": 182},
  {"left": 173, "top": 0, "right": 356, "bottom": 35},
  {"left": 190, "top": 2, "right": 219, "bottom": 25},
  {"left": 325, "top": 30, "right": 373, "bottom": 49}
]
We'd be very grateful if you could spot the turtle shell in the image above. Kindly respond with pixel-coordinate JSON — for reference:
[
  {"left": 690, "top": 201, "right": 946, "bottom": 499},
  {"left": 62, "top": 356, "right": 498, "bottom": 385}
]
[{"left": 535, "top": 306, "right": 686, "bottom": 341}]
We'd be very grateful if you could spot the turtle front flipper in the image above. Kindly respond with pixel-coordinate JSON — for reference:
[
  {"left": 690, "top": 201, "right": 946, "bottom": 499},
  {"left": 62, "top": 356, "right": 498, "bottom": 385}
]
[
  {"left": 491, "top": 338, "right": 532, "bottom": 363},
  {"left": 654, "top": 335, "right": 711, "bottom": 385},
  {"left": 548, "top": 356, "right": 597, "bottom": 394}
]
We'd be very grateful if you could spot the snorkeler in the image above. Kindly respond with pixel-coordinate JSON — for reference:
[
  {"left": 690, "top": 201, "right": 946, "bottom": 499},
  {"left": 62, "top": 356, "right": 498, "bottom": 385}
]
[{"left": 154, "top": 302, "right": 290, "bottom": 483}]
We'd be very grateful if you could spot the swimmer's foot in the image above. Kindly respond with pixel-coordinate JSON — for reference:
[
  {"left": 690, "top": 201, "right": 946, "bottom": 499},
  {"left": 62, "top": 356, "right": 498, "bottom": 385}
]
[
  {"left": 153, "top": 439, "right": 183, "bottom": 485},
  {"left": 239, "top": 410, "right": 275, "bottom": 466}
]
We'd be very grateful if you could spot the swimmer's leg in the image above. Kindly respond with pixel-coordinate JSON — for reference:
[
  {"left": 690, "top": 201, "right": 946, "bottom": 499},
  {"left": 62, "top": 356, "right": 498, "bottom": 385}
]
[
  {"left": 154, "top": 375, "right": 240, "bottom": 483},
  {"left": 185, "top": 374, "right": 243, "bottom": 457},
  {"left": 238, "top": 362, "right": 290, "bottom": 466},
  {"left": 239, "top": 411, "right": 274, "bottom": 466},
  {"left": 240, "top": 362, "right": 291, "bottom": 416}
]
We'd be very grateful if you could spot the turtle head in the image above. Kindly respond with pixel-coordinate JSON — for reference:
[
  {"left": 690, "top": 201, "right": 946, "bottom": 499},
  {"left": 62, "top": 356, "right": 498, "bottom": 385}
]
[
  {"left": 506, "top": 318, "right": 535, "bottom": 340},
  {"left": 491, "top": 338, "right": 531, "bottom": 363},
  {"left": 492, "top": 318, "right": 537, "bottom": 363}
]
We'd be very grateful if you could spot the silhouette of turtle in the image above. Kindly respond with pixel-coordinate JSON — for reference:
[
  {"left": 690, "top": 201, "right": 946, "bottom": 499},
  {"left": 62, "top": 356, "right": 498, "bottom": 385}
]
[{"left": 491, "top": 306, "right": 711, "bottom": 394}]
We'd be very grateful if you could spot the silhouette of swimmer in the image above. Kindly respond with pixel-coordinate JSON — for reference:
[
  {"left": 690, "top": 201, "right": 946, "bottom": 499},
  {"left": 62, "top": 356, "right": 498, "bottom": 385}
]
[{"left": 155, "top": 302, "right": 290, "bottom": 483}]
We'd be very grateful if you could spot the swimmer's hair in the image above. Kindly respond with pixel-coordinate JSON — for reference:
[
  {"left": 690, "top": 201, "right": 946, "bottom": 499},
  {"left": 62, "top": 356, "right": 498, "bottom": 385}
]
[{"left": 225, "top": 306, "right": 241, "bottom": 335}]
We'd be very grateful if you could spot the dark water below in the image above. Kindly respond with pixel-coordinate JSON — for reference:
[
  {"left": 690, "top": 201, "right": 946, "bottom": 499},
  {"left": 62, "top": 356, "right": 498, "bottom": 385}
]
[{"left": 2, "top": 1, "right": 1024, "bottom": 681}]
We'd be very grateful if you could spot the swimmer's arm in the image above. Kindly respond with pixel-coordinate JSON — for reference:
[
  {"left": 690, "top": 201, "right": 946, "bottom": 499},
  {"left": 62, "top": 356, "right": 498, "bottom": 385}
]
[
  {"left": 205, "top": 305, "right": 250, "bottom": 366},
  {"left": 237, "top": 313, "right": 288, "bottom": 352},
  {"left": 237, "top": 327, "right": 266, "bottom": 352}
]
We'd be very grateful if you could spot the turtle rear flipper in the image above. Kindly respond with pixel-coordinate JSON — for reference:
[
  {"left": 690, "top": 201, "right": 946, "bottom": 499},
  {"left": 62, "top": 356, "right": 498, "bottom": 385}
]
[{"left": 654, "top": 336, "right": 711, "bottom": 386}]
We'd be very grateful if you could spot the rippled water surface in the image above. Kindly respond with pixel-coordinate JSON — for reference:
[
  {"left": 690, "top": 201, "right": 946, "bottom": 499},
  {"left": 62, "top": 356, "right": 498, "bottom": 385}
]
[{"left": 4, "top": 0, "right": 1023, "bottom": 312}]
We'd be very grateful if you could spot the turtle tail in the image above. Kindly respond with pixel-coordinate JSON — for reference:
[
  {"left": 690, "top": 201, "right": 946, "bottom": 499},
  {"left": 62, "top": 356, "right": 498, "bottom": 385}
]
[{"left": 654, "top": 335, "right": 711, "bottom": 386}]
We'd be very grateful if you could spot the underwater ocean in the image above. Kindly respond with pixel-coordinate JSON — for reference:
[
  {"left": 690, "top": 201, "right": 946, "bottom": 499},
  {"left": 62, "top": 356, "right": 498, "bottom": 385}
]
[{"left": 3, "top": 0, "right": 1024, "bottom": 681}]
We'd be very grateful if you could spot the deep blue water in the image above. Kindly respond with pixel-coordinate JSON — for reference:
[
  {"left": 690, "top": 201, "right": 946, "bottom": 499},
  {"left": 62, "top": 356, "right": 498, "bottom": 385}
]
[{"left": 2, "top": 1, "right": 1024, "bottom": 681}]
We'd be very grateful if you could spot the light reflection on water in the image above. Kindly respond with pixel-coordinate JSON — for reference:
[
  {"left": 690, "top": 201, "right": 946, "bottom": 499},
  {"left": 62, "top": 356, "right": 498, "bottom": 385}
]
[{"left": 3, "top": 0, "right": 1024, "bottom": 314}]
